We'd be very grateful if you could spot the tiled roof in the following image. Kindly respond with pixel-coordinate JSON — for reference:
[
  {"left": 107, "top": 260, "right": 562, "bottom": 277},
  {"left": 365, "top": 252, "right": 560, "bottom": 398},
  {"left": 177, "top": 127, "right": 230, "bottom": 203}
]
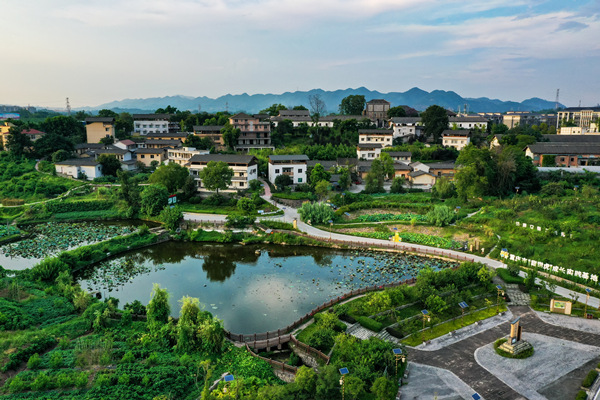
[
  {"left": 542, "top": 134, "right": 600, "bottom": 143},
  {"left": 22, "top": 129, "right": 45, "bottom": 135},
  {"left": 527, "top": 143, "right": 600, "bottom": 155},
  {"left": 189, "top": 154, "right": 257, "bottom": 164},
  {"left": 132, "top": 114, "right": 171, "bottom": 120},
  {"left": 194, "top": 125, "right": 224, "bottom": 132},
  {"left": 442, "top": 129, "right": 471, "bottom": 137},
  {"left": 426, "top": 162, "right": 456, "bottom": 169},
  {"left": 358, "top": 129, "right": 393, "bottom": 135},
  {"left": 85, "top": 117, "right": 114, "bottom": 123},
  {"left": 357, "top": 143, "right": 383, "bottom": 149},
  {"left": 390, "top": 117, "right": 421, "bottom": 124},
  {"left": 136, "top": 148, "right": 166, "bottom": 154},
  {"left": 55, "top": 158, "right": 99, "bottom": 167},
  {"left": 386, "top": 151, "right": 412, "bottom": 157},
  {"left": 269, "top": 155, "right": 309, "bottom": 162}
]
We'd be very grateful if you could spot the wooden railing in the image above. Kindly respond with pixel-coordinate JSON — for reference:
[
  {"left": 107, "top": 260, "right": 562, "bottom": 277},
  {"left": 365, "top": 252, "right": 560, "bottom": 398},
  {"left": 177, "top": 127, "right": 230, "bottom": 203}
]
[
  {"left": 289, "top": 334, "right": 330, "bottom": 364},
  {"left": 245, "top": 344, "right": 298, "bottom": 375}
]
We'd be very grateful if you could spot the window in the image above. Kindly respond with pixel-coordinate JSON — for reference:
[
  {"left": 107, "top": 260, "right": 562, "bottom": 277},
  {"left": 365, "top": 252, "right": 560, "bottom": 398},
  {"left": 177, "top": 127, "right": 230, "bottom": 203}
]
[
  {"left": 275, "top": 169, "right": 280, "bottom": 174},
  {"left": 298, "top": 178, "right": 302, "bottom": 183},
  {"left": 298, "top": 169, "right": 302, "bottom": 173},
  {"left": 239, "top": 182, "right": 244, "bottom": 187},
  {"left": 105, "top": 127, "right": 110, "bottom": 132},
  {"left": 141, "top": 155, "right": 145, "bottom": 159},
  {"left": 150, "top": 155, "right": 155, "bottom": 159}
]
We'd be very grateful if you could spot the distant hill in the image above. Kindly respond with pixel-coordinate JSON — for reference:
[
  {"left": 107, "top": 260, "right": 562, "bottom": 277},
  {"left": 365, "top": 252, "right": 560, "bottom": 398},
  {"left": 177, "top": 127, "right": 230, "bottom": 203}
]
[{"left": 80, "top": 87, "right": 562, "bottom": 114}]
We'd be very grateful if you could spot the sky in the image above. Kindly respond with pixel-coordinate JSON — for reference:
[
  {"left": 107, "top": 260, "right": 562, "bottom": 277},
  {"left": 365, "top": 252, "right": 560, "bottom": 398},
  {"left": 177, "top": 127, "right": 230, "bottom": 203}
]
[{"left": 2, "top": 0, "right": 599, "bottom": 109}]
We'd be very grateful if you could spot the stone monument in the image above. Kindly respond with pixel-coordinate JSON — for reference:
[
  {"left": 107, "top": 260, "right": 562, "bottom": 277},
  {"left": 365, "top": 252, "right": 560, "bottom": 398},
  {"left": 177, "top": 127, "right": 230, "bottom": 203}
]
[{"left": 499, "top": 317, "right": 533, "bottom": 355}]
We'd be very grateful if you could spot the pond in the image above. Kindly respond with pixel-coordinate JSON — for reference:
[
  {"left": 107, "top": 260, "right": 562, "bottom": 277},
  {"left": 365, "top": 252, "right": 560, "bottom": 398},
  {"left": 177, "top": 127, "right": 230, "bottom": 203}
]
[
  {"left": 0, "top": 220, "right": 156, "bottom": 270},
  {"left": 78, "top": 241, "right": 458, "bottom": 334}
]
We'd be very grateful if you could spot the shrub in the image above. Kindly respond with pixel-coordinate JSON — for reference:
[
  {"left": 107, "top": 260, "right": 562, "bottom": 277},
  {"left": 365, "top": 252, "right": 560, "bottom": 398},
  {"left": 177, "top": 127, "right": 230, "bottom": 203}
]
[
  {"left": 425, "top": 205, "right": 455, "bottom": 227},
  {"left": 121, "top": 351, "right": 135, "bottom": 364},
  {"left": 49, "top": 351, "right": 63, "bottom": 369},
  {"left": 56, "top": 372, "right": 73, "bottom": 388},
  {"left": 298, "top": 201, "right": 335, "bottom": 224},
  {"left": 75, "top": 372, "right": 89, "bottom": 388},
  {"left": 94, "top": 373, "right": 113, "bottom": 387},
  {"left": 575, "top": 390, "right": 588, "bottom": 400},
  {"left": 27, "top": 353, "right": 42, "bottom": 370},
  {"left": 225, "top": 213, "right": 255, "bottom": 228},
  {"left": 306, "top": 328, "right": 335, "bottom": 352},
  {"left": 31, "top": 258, "right": 69, "bottom": 282},
  {"left": 8, "top": 376, "right": 27, "bottom": 393},
  {"left": 31, "top": 372, "right": 51, "bottom": 391},
  {"left": 582, "top": 369, "right": 598, "bottom": 388},
  {"left": 2, "top": 336, "right": 57, "bottom": 372},
  {"left": 385, "top": 326, "right": 404, "bottom": 339}
]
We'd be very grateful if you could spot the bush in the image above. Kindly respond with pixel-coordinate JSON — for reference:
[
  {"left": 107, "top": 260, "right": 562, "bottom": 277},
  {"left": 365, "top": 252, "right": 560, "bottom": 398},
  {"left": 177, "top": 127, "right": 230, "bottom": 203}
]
[
  {"left": 356, "top": 316, "right": 384, "bottom": 332},
  {"left": 31, "top": 372, "right": 51, "bottom": 391},
  {"left": 425, "top": 205, "right": 455, "bottom": 227},
  {"left": 225, "top": 213, "right": 256, "bottom": 228},
  {"left": 75, "top": 372, "right": 89, "bottom": 388},
  {"left": 46, "top": 200, "right": 113, "bottom": 214},
  {"left": 121, "top": 351, "right": 135, "bottom": 364},
  {"left": 31, "top": 258, "right": 69, "bottom": 282},
  {"left": 27, "top": 353, "right": 42, "bottom": 370},
  {"left": 8, "top": 376, "right": 27, "bottom": 393},
  {"left": 56, "top": 372, "right": 74, "bottom": 388},
  {"left": 2, "top": 336, "right": 57, "bottom": 372},
  {"left": 298, "top": 201, "right": 335, "bottom": 224},
  {"left": 306, "top": 328, "right": 336, "bottom": 352},
  {"left": 49, "top": 351, "right": 63, "bottom": 369},
  {"left": 582, "top": 369, "right": 598, "bottom": 388},
  {"left": 575, "top": 390, "right": 588, "bottom": 400}
]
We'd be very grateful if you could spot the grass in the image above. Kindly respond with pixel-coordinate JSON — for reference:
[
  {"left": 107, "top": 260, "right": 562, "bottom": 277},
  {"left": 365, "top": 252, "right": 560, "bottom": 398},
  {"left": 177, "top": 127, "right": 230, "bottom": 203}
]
[
  {"left": 402, "top": 305, "right": 507, "bottom": 346},
  {"left": 494, "top": 338, "right": 534, "bottom": 359},
  {"left": 497, "top": 268, "right": 525, "bottom": 284},
  {"left": 259, "top": 220, "right": 296, "bottom": 231}
]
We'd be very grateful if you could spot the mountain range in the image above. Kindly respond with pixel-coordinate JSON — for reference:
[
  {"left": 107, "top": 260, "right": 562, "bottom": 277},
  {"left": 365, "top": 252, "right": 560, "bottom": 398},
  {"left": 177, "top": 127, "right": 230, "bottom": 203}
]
[{"left": 83, "top": 87, "right": 562, "bottom": 114}]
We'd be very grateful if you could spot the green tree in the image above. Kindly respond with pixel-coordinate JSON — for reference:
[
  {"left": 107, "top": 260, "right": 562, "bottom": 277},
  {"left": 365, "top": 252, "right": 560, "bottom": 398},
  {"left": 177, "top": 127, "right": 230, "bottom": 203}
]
[
  {"left": 421, "top": 105, "right": 449, "bottom": 143},
  {"left": 338, "top": 167, "right": 351, "bottom": 191},
  {"left": 147, "top": 284, "right": 170, "bottom": 334},
  {"left": 274, "top": 174, "right": 293, "bottom": 191},
  {"left": 118, "top": 170, "right": 141, "bottom": 217},
  {"left": 390, "top": 176, "right": 405, "bottom": 193},
  {"left": 425, "top": 205, "right": 455, "bottom": 227},
  {"left": 260, "top": 104, "right": 287, "bottom": 116},
  {"left": 182, "top": 175, "right": 197, "bottom": 200},
  {"left": 344, "top": 376, "right": 366, "bottom": 400},
  {"left": 184, "top": 134, "right": 213, "bottom": 151},
  {"left": 6, "top": 126, "right": 33, "bottom": 158},
  {"left": 237, "top": 197, "right": 256, "bottom": 214},
  {"left": 425, "top": 294, "right": 448, "bottom": 315},
  {"left": 314, "top": 180, "right": 329, "bottom": 200},
  {"left": 431, "top": 176, "right": 456, "bottom": 199},
  {"left": 159, "top": 206, "right": 183, "bottom": 231},
  {"left": 315, "top": 365, "right": 341, "bottom": 400},
  {"left": 371, "top": 377, "right": 396, "bottom": 400},
  {"left": 454, "top": 145, "right": 494, "bottom": 199},
  {"left": 298, "top": 201, "right": 335, "bottom": 224},
  {"left": 379, "top": 152, "right": 395, "bottom": 180},
  {"left": 51, "top": 149, "right": 71, "bottom": 163},
  {"left": 98, "top": 109, "right": 118, "bottom": 118},
  {"left": 387, "top": 106, "right": 407, "bottom": 118},
  {"left": 116, "top": 112, "right": 134, "bottom": 138},
  {"left": 141, "top": 185, "right": 169, "bottom": 216},
  {"left": 310, "top": 163, "right": 331, "bottom": 186},
  {"left": 477, "top": 266, "right": 495, "bottom": 286},
  {"left": 149, "top": 163, "right": 190, "bottom": 193},
  {"left": 339, "top": 95, "right": 365, "bottom": 115},
  {"left": 33, "top": 132, "right": 75, "bottom": 158},
  {"left": 41, "top": 115, "right": 85, "bottom": 142},
  {"left": 198, "top": 161, "right": 233, "bottom": 194},
  {"left": 365, "top": 158, "right": 385, "bottom": 193},
  {"left": 295, "top": 365, "right": 317, "bottom": 394},
  {"left": 97, "top": 154, "right": 122, "bottom": 177},
  {"left": 221, "top": 124, "right": 240, "bottom": 150}
]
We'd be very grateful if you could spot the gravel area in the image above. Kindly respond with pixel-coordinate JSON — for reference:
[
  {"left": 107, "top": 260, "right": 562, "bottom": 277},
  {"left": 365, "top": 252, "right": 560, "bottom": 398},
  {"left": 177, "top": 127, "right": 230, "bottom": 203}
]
[
  {"left": 411, "top": 309, "right": 514, "bottom": 351},
  {"left": 400, "top": 363, "right": 483, "bottom": 400},
  {"left": 474, "top": 332, "right": 600, "bottom": 400},
  {"left": 535, "top": 310, "right": 600, "bottom": 334}
]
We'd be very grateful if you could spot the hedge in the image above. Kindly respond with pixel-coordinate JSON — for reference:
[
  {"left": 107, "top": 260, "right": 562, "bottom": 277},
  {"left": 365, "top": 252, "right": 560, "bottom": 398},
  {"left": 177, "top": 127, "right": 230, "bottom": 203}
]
[
  {"left": 582, "top": 369, "right": 598, "bottom": 388},
  {"left": 356, "top": 316, "right": 384, "bottom": 332},
  {"left": 271, "top": 192, "right": 317, "bottom": 201}
]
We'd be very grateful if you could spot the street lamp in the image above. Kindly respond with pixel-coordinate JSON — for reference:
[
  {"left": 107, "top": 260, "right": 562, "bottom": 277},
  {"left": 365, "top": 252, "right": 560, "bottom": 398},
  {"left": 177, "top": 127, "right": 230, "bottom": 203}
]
[
  {"left": 223, "top": 374, "right": 234, "bottom": 394},
  {"left": 496, "top": 285, "right": 504, "bottom": 314},
  {"left": 392, "top": 348, "right": 405, "bottom": 378},
  {"left": 328, "top": 219, "right": 333, "bottom": 241},
  {"left": 341, "top": 192, "right": 346, "bottom": 206},
  {"left": 515, "top": 186, "right": 520, "bottom": 195},
  {"left": 339, "top": 367, "right": 349, "bottom": 400},
  {"left": 584, "top": 288, "right": 591, "bottom": 318},
  {"left": 421, "top": 309, "right": 430, "bottom": 344},
  {"left": 458, "top": 301, "right": 468, "bottom": 326}
]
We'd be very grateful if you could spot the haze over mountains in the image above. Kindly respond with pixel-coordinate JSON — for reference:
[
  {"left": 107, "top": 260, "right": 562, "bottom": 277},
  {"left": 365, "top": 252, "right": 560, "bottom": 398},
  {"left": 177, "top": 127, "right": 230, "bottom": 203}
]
[{"left": 84, "top": 87, "right": 561, "bottom": 114}]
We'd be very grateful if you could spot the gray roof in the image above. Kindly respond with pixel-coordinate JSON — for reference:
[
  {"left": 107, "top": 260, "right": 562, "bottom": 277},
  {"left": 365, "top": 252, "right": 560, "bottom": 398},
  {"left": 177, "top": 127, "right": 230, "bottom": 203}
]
[
  {"left": 442, "top": 129, "right": 471, "bottom": 136},
  {"left": 527, "top": 143, "right": 600, "bottom": 155},
  {"left": 357, "top": 161, "right": 372, "bottom": 172},
  {"left": 86, "top": 117, "right": 114, "bottom": 123},
  {"left": 272, "top": 115, "right": 312, "bottom": 122},
  {"left": 144, "top": 132, "right": 187, "bottom": 138},
  {"left": 409, "top": 170, "right": 432, "bottom": 178},
  {"left": 449, "top": 116, "right": 488, "bottom": 123},
  {"left": 194, "top": 125, "right": 223, "bottom": 132},
  {"left": 542, "top": 134, "right": 600, "bottom": 143},
  {"left": 358, "top": 129, "right": 393, "bottom": 135},
  {"left": 143, "top": 139, "right": 182, "bottom": 145},
  {"left": 55, "top": 158, "right": 99, "bottom": 167},
  {"left": 320, "top": 115, "right": 365, "bottom": 122},
  {"left": 390, "top": 117, "right": 421, "bottom": 124},
  {"left": 393, "top": 163, "right": 412, "bottom": 170},
  {"left": 269, "top": 155, "right": 309, "bottom": 162},
  {"left": 136, "top": 148, "right": 166, "bottom": 154},
  {"left": 426, "top": 162, "right": 456, "bottom": 169},
  {"left": 307, "top": 160, "right": 337, "bottom": 169},
  {"left": 337, "top": 157, "right": 358, "bottom": 166},
  {"left": 561, "top": 107, "right": 600, "bottom": 112},
  {"left": 386, "top": 151, "right": 412, "bottom": 157},
  {"left": 230, "top": 112, "right": 253, "bottom": 119},
  {"left": 75, "top": 143, "right": 105, "bottom": 150},
  {"left": 88, "top": 148, "right": 128, "bottom": 155},
  {"left": 367, "top": 99, "right": 390, "bottom": 104},
  {"left": 189, "top": 154, "right": 257, "bottom": 164},
  {"left": 133, "top": 114, "right": 171, "bottom": 120},
  {"left": 357, "top": 143, "right": 383, "bottom": 149},
  {"left": 278, "top": 110, "right": 310, "bottom": 117}
]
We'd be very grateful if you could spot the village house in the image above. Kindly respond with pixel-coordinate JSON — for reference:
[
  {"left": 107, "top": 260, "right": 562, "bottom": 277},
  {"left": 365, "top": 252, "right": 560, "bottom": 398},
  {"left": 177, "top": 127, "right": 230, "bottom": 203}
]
[
  {"left": 502, "top": 112, "right": 557, "bottom": 129},
  {"left": 167, "top": 147, "right": 208, "bottom": 166},
  {"left": 358, "top": 129, "right": 393, "bottom": 147},
  {"left": 268, "top": 155, "right": 309, "bottom": 185},
  {"left": 136, "top": 148, "right": 167, "bottom": 168},
  {"left": 389, "top": 117, "right": 423, "bottom": 141},
  {"left": 230, "top": 113, "right": 272, "bottom": 150},
  {"left": 357, "top": 143, "right": 382, "bottom": 160},
  {"left": 188, "top": 154, "right": 258, "bottom": 191},
  {"left": 386, "top": 151, "right": 412, "bottom": 163},
  {"left": 133, "top": 114, "right": 171, "bottom": 135},
  {"left": 114, "top": 139, "right": 137, "bottom": 152},
  {"left": 54, "top": 158, "right": 103, "bottom": 180},
  {"left": 442, "top": 130, "right": 471, "bottom": 151},
  {"left": 448, "top": 116, "right": 488, "bottom": 130},
  {"left": 525, "top": 143, "right": 600, "bottom": 167},
  {"left": 193, "top": 126, "right": 225, "bottom": 150},
  {"left": 137, "top": 139, "right": 182, "bottom": 149},
  {"left": 85, "top": 117, "right": 115, "bottom": 143},
  {"left": 364, "top": 99, "right": 391, "bottom": 128}
]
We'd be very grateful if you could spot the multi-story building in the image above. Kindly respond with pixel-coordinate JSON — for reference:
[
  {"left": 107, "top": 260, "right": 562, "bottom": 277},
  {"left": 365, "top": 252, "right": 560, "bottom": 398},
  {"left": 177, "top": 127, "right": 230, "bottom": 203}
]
[
  {"left": 503, "top": 112, "right": 557, "bottom": 129},
  {"left": 84, "top": 147, "right": 137, "bottom": 171},
  {"left": 389, "top": 117, "right": 423, "bottom": 141},
  {"left": 358, "top": 129, "right": 393, "bottom": 148},
  {"left": 442, "top": 130, "right": 471, "bottom": 150},
  {"left": 136, "top": 148, "right": 167, "bottom": 168},
  {"left": 167, "top": 147, "right": 208, "bottom": 166},
  {"left": 386, "top": 151, "right": 412, "bottom": 163},
  {"left": 193, "top": 125, "right": 225, "bottom": 150},
  {"left": 448, "top": 116, "right": 488, "bottom": 130},
  {"left": 557, "top": 107, "right": 600, "bottom": 129},
  {"left": 364, "top": 99, "right": 390, "bottom": 127},
  {"left": 133, "top": 114, "right": 171, "bottom": 135},
  {"left": 138, "top": 139, "right": 182, "bottom": 149},
  {"left": 357, "top": 143, "right": 382, "bottom": 160},
  {"left": 268, "top": 155, "right": 309, "bottom": 185},
  {"left": 525, "top": 143, "right": 600, "bottom": 167},
  {"left": 188, "top": 154, "right": 258, "bottom": 191},
  {"left": 85, "top": 117, "right": 115, "bottom": 143},
  {"left": 144, "top": 132, "right": 188, "bottom": 141},
  {"left": 229, "top": 113, "right": 272, "bottom": 151}
]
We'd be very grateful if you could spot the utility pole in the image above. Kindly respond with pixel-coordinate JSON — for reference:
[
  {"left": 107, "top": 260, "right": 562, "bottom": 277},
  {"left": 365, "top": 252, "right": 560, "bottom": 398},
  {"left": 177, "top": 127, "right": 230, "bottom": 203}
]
[
  {"left": 555, "top": 89, "right": 560, "bottom": 110},
  {"left": 65, "top": 97, "right": 71, "bottom": 115}
]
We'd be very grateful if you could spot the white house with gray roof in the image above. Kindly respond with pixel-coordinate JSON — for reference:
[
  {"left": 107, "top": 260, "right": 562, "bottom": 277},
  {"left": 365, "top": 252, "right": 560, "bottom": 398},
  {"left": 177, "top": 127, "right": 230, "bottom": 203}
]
[
  {"left": 268, "top": 155, "right": 309, "bottom": 185},
  {"left": 54, "top": 158, "right": 103, "bottom": 180},
  {"left": 188, "top": 154, "right": 258, "bottom": 191}
]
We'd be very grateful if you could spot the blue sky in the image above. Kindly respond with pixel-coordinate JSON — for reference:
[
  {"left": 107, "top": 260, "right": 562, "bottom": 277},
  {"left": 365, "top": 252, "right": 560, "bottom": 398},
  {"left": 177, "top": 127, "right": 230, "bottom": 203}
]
[{"left": 3, "top": 0, "right": 599, "bottom": 109}]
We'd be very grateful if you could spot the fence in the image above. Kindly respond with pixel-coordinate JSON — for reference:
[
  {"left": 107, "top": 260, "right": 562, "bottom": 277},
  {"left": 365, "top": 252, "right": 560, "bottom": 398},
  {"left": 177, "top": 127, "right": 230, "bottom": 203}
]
[
  {"left": 225, "top": 277, "right": 416, "bottom": 343},
  {"left": 245, "top": 344, "right": 298, "bottom": 375},
  {"left": 289, "top": 334, "right": 330, "bottom": 365}
]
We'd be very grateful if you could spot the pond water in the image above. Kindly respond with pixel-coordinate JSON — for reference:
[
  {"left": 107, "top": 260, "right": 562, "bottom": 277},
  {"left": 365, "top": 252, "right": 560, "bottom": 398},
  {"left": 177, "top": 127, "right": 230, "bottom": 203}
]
[
  {"left": 78, "top": 242, "right": 458, "bottom": 334},
  {"left": 0, "top": 220, "right": 157, "bottom": 270}
]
